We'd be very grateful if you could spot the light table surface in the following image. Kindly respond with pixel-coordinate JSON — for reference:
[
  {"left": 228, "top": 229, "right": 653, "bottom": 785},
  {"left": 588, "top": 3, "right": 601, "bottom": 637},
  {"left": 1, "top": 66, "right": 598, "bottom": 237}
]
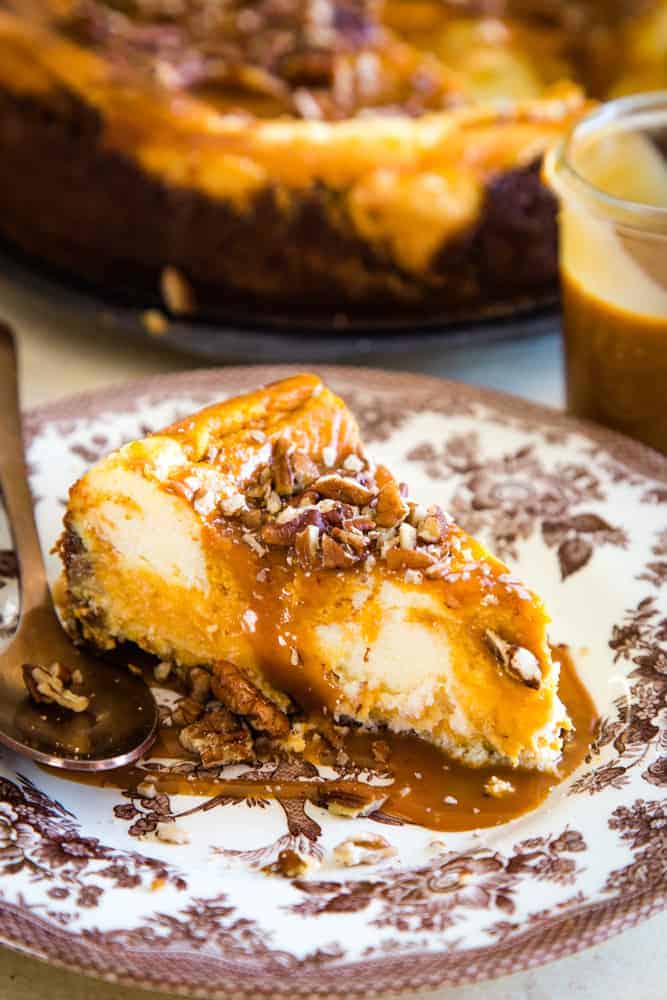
[{"left": 1, "top": 273, "right": 665, "bottom": 1000}]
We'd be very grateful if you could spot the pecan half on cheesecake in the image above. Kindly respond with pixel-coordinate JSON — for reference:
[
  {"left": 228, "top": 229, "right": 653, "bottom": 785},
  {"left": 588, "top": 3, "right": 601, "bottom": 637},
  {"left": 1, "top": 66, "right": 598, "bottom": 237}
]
[{"left": 57, "top": 374, "right": 571, "bottom": 772}]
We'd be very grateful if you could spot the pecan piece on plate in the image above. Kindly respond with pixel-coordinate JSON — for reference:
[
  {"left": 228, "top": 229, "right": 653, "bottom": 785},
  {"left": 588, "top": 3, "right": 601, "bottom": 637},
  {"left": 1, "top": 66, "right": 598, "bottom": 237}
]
[
  {"left": 171, "top": 695, "right": 204, "bottom": 727},
  {"left": 211, "top": 660, "right": 290, "bottom": 737},
  {"left": 333, "top": 833, "right": 397, "bottom": 867},
  {"left": 179, "top": 707, "right": 255, "bottom": 766}
]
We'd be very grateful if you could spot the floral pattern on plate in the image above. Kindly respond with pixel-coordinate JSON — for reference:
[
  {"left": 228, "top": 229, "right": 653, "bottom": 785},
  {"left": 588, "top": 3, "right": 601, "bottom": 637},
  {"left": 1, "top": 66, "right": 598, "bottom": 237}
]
[{"left": 0, "top": 366, "right": 665, "bottom": 998}]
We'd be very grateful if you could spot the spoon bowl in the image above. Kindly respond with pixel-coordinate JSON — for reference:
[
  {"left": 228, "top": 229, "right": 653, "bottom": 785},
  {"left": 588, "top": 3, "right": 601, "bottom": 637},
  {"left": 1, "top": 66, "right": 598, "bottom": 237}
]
[{"left": 0, "top": 322, "right": 158, "bottom": 770}]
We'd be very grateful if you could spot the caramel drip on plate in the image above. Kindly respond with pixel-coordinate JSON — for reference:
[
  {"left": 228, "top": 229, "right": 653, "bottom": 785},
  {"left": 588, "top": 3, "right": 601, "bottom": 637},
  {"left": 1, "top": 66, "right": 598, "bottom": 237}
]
[{"left": 40, "top": 646, "right": 597, "bottom": 832}]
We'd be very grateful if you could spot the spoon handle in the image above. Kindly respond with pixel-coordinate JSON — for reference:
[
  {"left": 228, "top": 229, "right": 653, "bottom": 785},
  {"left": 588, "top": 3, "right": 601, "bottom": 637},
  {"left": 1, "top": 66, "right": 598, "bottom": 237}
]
[{"left": 0, "top": 323, "right": 51, "bottom": 614}]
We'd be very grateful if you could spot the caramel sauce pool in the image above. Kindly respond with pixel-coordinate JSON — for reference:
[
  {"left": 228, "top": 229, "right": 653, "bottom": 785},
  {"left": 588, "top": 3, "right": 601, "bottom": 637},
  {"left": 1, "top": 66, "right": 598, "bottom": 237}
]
[{"left": 41, "top": 646, "right": 597, "bottom": 832}]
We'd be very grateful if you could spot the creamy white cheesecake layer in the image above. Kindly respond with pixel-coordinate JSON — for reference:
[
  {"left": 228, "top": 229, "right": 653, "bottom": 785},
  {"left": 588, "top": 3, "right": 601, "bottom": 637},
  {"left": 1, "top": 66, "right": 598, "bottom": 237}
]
[{"left": 65, "top": 443, "right": 569, "bottom": 772}]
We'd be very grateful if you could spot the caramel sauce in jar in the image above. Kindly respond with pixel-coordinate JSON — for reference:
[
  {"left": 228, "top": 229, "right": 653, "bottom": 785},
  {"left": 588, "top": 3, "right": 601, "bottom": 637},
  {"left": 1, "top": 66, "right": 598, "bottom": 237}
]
[
  {"left": 562, "top": 274, "right": 667, "bottom": 452},
  {"left": 41, "top": 646, "right": 597, "bottom": 834},
  {"left": 544, "top": 94, "right": 667, "bottom": 453}
]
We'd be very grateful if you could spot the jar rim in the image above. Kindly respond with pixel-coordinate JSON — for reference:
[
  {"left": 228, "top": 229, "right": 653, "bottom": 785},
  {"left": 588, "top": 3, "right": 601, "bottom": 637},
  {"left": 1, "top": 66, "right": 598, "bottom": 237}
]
[{"left": 550, "top": 91, "right": 667, "bottom": 230}]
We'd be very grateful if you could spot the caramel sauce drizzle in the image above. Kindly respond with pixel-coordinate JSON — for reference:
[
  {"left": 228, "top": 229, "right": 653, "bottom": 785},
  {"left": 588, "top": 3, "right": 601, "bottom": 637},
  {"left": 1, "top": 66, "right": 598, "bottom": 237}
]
[{"left": 41, "top": 646, "right": 597, "bottom": 833}]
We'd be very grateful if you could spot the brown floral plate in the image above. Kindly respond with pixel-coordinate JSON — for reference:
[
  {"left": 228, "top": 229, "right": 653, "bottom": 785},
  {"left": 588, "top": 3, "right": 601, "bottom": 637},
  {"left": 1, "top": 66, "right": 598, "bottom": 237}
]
[{"left": 1, "top": 366, "right": 666, "bottom": 998}]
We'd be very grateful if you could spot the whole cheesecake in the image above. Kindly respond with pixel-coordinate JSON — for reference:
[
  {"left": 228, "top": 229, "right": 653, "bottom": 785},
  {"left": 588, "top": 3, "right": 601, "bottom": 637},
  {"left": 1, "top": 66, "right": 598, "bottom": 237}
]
[{"left": 0, "top": 1, "right": 664, "bottom": 320}]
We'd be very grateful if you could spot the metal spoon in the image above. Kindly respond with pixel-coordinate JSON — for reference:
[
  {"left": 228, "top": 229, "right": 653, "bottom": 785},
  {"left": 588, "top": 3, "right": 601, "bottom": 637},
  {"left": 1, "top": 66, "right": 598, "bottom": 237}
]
[{"left": 0, "top": 322, "right": 158, "bottom": 770}]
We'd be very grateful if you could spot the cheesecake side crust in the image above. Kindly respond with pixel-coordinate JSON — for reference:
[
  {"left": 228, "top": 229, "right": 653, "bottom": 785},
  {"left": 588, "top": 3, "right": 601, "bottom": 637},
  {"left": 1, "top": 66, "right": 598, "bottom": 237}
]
[{"left": 0, "top": 83, "right": 561, "bottom": 314}]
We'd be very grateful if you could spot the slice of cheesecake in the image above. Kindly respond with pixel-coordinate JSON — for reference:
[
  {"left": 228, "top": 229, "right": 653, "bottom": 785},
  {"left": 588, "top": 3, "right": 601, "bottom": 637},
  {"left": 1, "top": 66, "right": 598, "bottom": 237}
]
[{"left": 58, "top": 374, "right": 570, "bottom": 771}]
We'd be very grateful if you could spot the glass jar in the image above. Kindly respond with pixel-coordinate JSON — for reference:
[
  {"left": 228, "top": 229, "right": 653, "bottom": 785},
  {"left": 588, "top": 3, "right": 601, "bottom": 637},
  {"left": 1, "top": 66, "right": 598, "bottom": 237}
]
[{"left": 543, "top": 92, "right": 667, "bottom": 453}]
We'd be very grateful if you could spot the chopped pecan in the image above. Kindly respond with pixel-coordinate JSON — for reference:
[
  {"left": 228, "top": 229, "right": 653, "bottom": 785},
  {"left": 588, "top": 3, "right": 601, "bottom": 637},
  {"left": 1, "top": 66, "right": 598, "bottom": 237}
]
[
  {"left": 313, "top": 473, "right": 376, "bottom": 506},
  {"left": 210, "top": 660, "right": 290, "bottom": 737},
  {"left": 333, "top": 834, "right": 397, "bottom": 866},
  {"left": 331, "top": 527, "right": 369, "bottom": 552},
  {"left": 188, "top": 667, "right": 211, "bottom": 704},
  {"left": 291, "top": 452, "right": 320, "bottom": 489},
  {"left": 385, "top": 548, "right": 435, "bottom": 572},
  {"left": 22, "top": 661, "right": 89, "bottom": 713},
  {"left": 417, "top": 506, "right": 449, "bottom": 543},
  {"left": 321, "top": 533, "right": 358, "bottom": 569},
  {"left": 297, "top": 488, "right": 321, "bottom": 508},
  {"left": 266, "top": 491, "right": 282, "bottom": 515},
  {"left": 220, "top": 493, "right": 245, "bottom": 517},
  {"left": 240, "top": 508, "right": 263, "bottom": 531},
  {"left": 261, "top": 507, "right": 325, "bottom": 547},
  {"left": 321, "top": 501, "right": 355, "bottom": 527},
  {"left": 398, "top": 522, "right": 417, "bottom": 549},
  {"left": 262, "top": 848, "right": 320, "bottom": 878},
  {"left": 172, "top": 696, "right": 204, "bottom": 727},
  {"left": 374, "top": 466, "right": 409, "bottom": 528},
  {"left": 343, "top": 453, "right": 365, "bottom": 472},
  {"left": 485, "top": 630, "right": 542, "bottom": 689},
  {"left": 156, "top": 822, "right": 190, "bottom": 845},
  {"left": 179, "top": 707, "right": 255, "bottom": 767},
  {"left": 271, "top": 438, "right": 295, "bottom": 496},
  {"left": 245, "top": 465, "right": 272, "bottom": 500},
  {"left": 344, "top": 515, "right": 375, "bottom": 532},
  {"left": 294, "top": 524, "right": 321, "bottom": 567}
]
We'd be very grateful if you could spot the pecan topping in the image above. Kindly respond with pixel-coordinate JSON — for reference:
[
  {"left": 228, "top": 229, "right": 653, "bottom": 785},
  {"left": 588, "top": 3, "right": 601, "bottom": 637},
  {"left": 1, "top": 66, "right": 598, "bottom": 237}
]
[
  {"left": 271, "top": 438, "right": 295, "bottom": 496},
  {"left": 210, "top": 660, "right": 290, "bottom": 737},
  {"left": 331, "top": 526, "right": 369, "bottom": 552},
  {"left": 374, "top": 466, "right": 409, "bottom": 528},
  {"left": 398, "top": 521, "right": 417, "bottom": 549},
  {"left": 240, "top": 508, "right": 263, "bottom": 530},
  {"left": 385, "top": 548, "right": 436, "bottom": 572},
  {"left": 321, "top": 533, "right": 358, "bottom": 568},
  {"left": 294, "top": 523, "right": 321, "bottom": 567},
  {"left": 313, "top": 473, "right": 376, "bottom": 506},
  {"left": 261, "top": 507, "right": 325, "bottom": 547},
  {"left": 344, "top": 515, "right": 375, "bottom": 531},
  {"left": 22, "top": 661, "right": 89, "bottom": 713},
  {"left": 179, "top": 707, "right": 255, "bottom": 767},
  {"left": 291, "top": 451, "right": 320, "bottom": 489},
  {"left": 485, "top": 630, "right": 542, "bottom": 689},
  {"left": 417, "top": 506, "right": 449, "bottom": 543}
]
